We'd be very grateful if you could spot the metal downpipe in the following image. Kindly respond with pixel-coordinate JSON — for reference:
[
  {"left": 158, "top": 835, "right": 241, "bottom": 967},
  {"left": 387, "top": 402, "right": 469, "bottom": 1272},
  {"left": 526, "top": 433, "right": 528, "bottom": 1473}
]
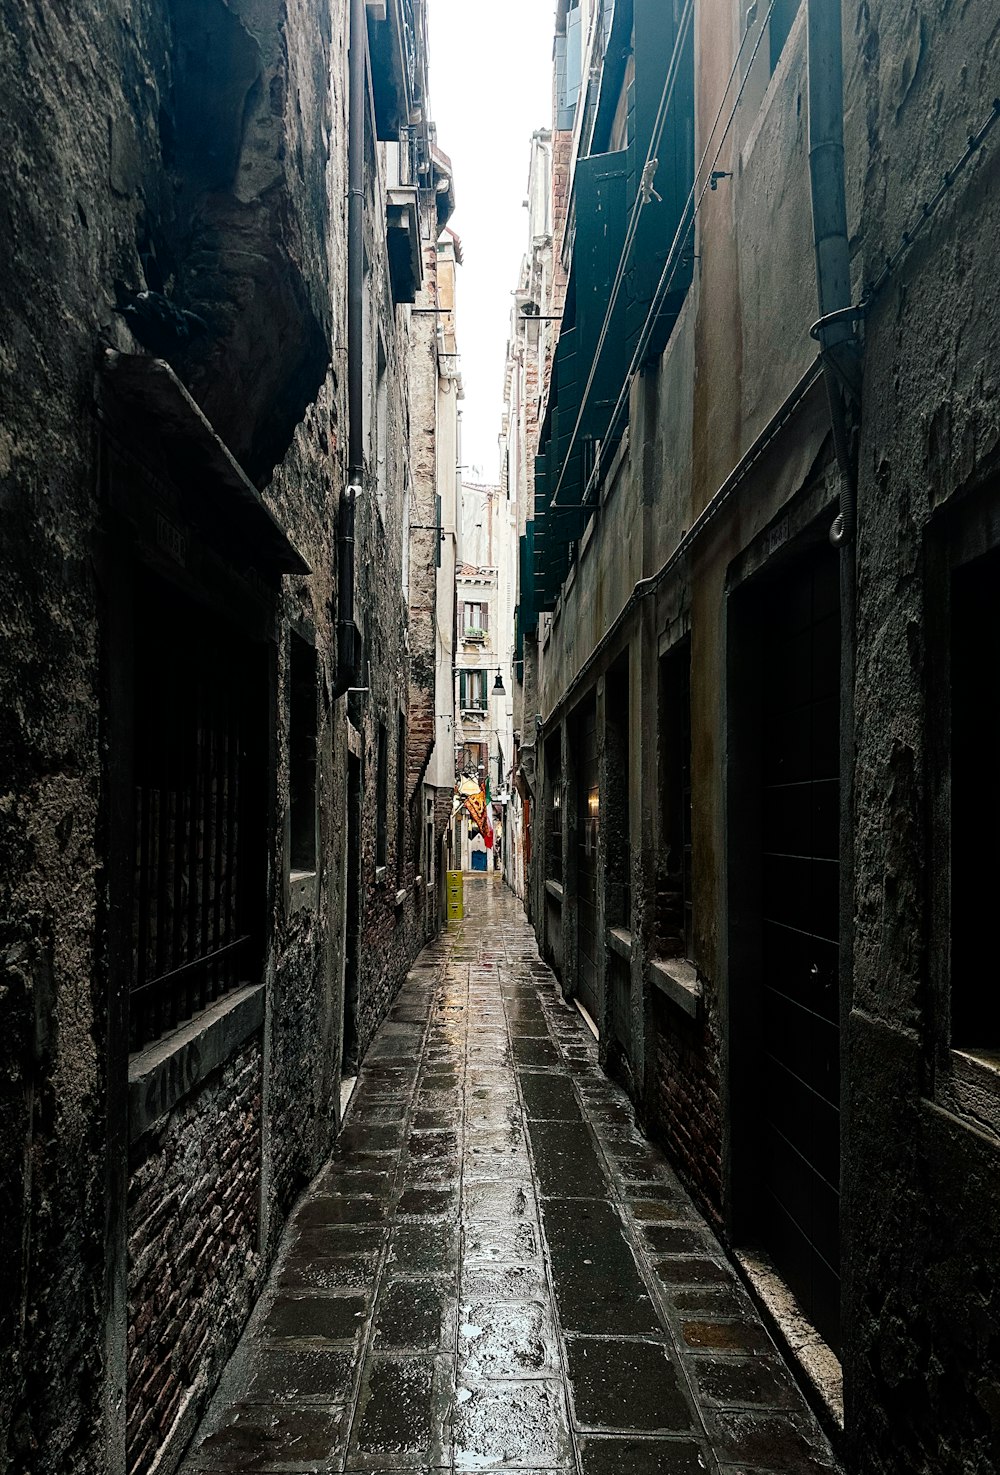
[
  {"left": 336, "top": 0, "right": 366, "bottom": 697},
  {"left": 807, "top": 0, "right": 859, "bottom": 548}
]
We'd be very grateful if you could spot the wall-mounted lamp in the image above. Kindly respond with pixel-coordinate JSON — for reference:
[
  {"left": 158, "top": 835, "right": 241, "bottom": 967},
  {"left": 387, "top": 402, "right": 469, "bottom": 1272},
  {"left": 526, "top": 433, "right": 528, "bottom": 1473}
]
[{"left": 588, "top": 788, "right": 600, "bottom": 818}]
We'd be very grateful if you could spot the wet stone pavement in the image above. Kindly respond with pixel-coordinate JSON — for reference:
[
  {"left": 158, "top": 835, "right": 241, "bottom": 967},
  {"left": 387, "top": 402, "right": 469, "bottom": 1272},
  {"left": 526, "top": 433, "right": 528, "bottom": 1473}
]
[{"left": 181, "top": 877, "right": 840, "bottom": 1475}]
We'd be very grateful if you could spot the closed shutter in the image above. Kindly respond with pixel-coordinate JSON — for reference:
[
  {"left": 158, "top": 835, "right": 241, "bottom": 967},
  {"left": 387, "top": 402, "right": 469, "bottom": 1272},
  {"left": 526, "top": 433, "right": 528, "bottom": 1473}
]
[{"left": 626, "top": 0, "right": 695, "bottom": 361}]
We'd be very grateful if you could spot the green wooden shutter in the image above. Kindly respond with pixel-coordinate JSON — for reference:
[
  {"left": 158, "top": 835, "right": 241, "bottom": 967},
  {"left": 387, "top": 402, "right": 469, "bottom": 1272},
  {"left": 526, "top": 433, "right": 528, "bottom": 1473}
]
[{"left": 627, "top": 0, "right": 695, "bottom": 361}]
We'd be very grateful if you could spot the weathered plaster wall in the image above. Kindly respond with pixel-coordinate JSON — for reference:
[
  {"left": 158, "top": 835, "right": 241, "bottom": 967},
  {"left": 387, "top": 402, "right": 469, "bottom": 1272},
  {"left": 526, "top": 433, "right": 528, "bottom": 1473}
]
[
  {"left": 846, "top": 0, "right": 1000, "bottom": 1466},
  {"left": 531, "top": 0, "right": 835, "bottom": 1235}
]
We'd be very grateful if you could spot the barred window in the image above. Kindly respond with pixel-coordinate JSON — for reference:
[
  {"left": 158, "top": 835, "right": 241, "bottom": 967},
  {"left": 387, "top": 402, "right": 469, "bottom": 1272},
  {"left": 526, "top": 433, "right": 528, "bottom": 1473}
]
[{"left": 131, "top": 578, "right": 265, "bottom": 1052}]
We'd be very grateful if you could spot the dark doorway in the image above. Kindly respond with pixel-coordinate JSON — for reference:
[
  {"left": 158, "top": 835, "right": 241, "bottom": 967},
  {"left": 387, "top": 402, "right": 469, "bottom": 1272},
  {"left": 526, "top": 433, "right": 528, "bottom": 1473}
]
[
  {"left": 731, "top": 546, "right": 842, "bottom": 1353},
  {"left": 574, "top": 696, "right": 601, "bottom": 1027},
  {"left": 343, "top": 751, "right": 362, "bottom": 1075},
  {"left": 605, "top": 660, "right": 631, "bottom": 1057}
]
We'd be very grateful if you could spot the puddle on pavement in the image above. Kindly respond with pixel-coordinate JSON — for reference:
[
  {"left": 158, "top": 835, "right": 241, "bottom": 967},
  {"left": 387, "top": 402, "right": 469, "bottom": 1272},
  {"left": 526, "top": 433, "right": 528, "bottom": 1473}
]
[
  {"left": 453, "top": 1379, "right": 571, "bottom": 1470},
  {"left": 458, "top": 1299, "right": 558, "bottom": 1380}
]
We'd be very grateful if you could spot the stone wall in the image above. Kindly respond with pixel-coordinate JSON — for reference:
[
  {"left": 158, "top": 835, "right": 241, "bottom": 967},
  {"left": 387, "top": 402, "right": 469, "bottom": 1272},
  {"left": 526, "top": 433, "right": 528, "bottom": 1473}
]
[
  {"left": 127, "top": 1043, "right": 263, "bottom": 1475},
  {"left": 845, "top": 0, "right": 1000, "bottom": 1467},
  {"left": 0, "top": 0, "right": 444, "bottom": 1468}
]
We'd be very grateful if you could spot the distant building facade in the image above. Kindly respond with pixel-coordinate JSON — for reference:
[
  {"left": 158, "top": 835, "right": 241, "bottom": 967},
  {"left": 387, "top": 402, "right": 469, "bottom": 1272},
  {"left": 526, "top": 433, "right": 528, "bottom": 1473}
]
[
  {"left": 512, "top": 0, "right": 1000, "bottom": 1469},
  {"left": 453, "top": 483, "right": 516, "bottom": 872},
  {"left": 0, "top": 2, "right": 460, "bottom": 1472}
]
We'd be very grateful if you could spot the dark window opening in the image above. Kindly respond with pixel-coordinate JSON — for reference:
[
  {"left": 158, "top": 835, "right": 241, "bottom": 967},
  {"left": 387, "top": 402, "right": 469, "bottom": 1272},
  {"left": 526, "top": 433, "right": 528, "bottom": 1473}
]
[
  {"left": 606, "top": 659, "right": 631, "bottom": 929},
  {"left": 131, "top": 577, "right": 265, "bottom": 1052},
  {"left": 952, "top": 547, "right": 1000, "bottom": 1048},
  {"left": 396, "top": 712, "right": 407, "bottom": 883},
  {"left": 376, "top": 721, "right": 388, "bottom": 870},
  {"left": 546, "top": 732, "right": 563, "bottom": 885},
  {"left": 659, "top": 638, "right": 693, "bottom": 960},
  {"left": 289, "top": 633, "right": 318, "bottom": 874}
]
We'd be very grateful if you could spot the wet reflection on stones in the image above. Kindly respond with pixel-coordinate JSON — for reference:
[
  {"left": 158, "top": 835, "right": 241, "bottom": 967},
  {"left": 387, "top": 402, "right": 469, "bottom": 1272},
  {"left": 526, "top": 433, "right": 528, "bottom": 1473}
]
[{"left": 178, "top": 879, "right": 839, "bottom": 1475}]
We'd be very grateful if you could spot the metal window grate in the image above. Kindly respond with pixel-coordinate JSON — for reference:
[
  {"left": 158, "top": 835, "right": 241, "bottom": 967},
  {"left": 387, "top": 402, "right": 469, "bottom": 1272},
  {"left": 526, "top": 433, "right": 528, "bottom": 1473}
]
[
  {"left": 660, "top": 640, "right": 693, "bottom": 959},
  {"left": 130, "top": 582, "right": 264, "bottom": 1052}
]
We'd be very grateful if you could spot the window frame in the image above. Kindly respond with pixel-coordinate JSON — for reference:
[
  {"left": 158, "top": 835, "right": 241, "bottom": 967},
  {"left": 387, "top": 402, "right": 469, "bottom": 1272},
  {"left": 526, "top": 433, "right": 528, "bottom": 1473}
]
[
  {"left": 288, "top": 630, "right": 319, "bottom": 878},
  {"left": 463, "top": 600, "right": 489, "bottom": 639},
  {"left": 459, "top": 667, "right": 488, "bottom": 712},
  {"left": 375, "top": 721, "right": 389, "bottom": 872},
  {"left": 928, "top": 485, "right": 1000, "bottom": 1137}
]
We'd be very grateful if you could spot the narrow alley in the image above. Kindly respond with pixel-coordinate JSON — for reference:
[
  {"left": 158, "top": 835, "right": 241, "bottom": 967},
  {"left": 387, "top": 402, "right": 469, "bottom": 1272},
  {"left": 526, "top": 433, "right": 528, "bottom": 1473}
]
[
  {"left": 179, "top": 878, "right": 837, "bottom": 1475},
  {"left": 4, "top": 0, "right": 1000, "bottom": 1470}
]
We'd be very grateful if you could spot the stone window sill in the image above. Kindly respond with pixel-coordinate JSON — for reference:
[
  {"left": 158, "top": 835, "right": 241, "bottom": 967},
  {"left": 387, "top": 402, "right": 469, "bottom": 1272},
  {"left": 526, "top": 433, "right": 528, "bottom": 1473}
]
[
  {"left": 607, "top": 926, "right": 632, "bottom": 961},
  {"left": 650, "top": 957, "right": 701, "bottom": 1019},
  {"left": 128, "top": 983, "right": 265, "bottom": 1143},
  {"left": 394, "top": 887, "right": 409, "bottom": 908},
  {"left": 945, "top": 1048, "right": 1000, "bottom": 1140},
  {"left": 545, "top": 878, "right": 564, "bottom": 903},
  {"left": 289, "top": 868, "right": 318, "bottom": 913},
  {"left": 375, "top": 866, "right": 388, "bottom": 885}
]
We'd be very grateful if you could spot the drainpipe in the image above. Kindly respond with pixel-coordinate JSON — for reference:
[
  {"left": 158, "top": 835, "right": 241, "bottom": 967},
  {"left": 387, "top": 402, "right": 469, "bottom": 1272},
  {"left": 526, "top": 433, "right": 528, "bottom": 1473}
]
[
  {"left": 807, "top": 0, "right": 860, "bottom": 548},
  {"left": 336, "top": 0, "right": 366, "bottom": 696}
]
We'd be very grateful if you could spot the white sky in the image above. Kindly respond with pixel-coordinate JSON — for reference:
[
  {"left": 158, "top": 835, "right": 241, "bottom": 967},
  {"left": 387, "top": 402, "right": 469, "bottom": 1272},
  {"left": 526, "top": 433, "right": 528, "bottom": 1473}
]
[{"left": 427, "top": 0, "right": 556, "bottom": 482}]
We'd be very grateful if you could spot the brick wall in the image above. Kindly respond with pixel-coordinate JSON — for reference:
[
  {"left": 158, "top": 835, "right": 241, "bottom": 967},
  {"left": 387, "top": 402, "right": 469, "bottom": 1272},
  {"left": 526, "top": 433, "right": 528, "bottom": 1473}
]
[
  {"left": 126, "top": 1042, "right": 263, "bottom": 1475},
  {"left": 649, "top": 994, "right": 723, "bottom": 1223}
]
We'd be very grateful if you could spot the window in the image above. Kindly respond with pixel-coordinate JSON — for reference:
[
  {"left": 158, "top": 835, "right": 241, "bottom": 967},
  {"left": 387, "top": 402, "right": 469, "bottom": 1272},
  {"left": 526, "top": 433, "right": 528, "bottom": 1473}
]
[
  {"left": 131, "top": 578, "right": 265, "bottom": 1051},
  {"left": 375, "top": 334, "right": 388, "bottom": 515},
  {"left": 289, "top": 633, "right": 318, "bottom": 875},
  {"left": 769, "top": 0, "right": 803, "bottom": 73},
  {"left": 659, "top": 638, "right": 693, "bottom": 959},
  {"left": 459, "top": 742, "right": 486, "bottom": 776},
  {"left": 606, "top": 659, "right": 631, "bottom": 929},
  {"left": 951, "top": 548, "right": 1000, "bottom": 1048},
  {"left": 459, "top": 668, "right": 488, "bottom": 711},
  {"left": 463, "top": 601, "right": 489, "bottom": 639},
  {"left": 396, "top": 712, "right": 406, "bottom": 882},
  {"left": 401, "top": 480, "right": 411, "bottom": 604},
  {"left": 376, "top": 722, "right": 388, "bottom": 871},
  {"left": 546, "top": 733, "right": 563, "bottom": 884}
]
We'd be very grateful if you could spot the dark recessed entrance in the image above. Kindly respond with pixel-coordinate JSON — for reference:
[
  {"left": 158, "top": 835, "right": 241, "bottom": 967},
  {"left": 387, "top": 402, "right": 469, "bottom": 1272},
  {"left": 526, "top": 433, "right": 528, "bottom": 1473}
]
[
  {"left": 574, "top": 697, "right": 601, "bottom": 1028},
  {"left": 730, "top": 545, "right": 842, "bottom": 1353}
]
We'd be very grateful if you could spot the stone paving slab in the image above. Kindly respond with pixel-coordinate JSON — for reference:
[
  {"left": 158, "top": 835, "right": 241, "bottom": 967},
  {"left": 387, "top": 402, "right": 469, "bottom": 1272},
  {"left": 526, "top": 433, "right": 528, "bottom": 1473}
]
[{"left": 180, "top": 877, "right": 840, "bottom": 1475}]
